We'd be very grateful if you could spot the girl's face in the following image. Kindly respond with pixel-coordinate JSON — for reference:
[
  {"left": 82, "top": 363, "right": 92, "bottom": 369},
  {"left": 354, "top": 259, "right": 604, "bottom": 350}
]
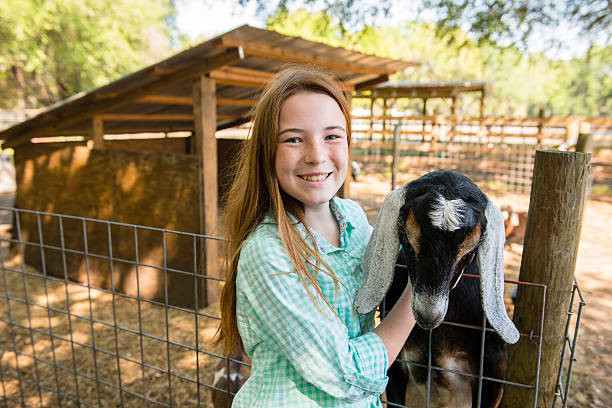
[{"left": 275, "top": 91, "right": 349, "bottom": 214}]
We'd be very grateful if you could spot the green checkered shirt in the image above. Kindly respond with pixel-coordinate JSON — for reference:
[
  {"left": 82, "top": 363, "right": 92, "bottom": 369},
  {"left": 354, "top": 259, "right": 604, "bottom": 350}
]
[{"left": 234, "top": 197, "right": 389, "bottom": 407}]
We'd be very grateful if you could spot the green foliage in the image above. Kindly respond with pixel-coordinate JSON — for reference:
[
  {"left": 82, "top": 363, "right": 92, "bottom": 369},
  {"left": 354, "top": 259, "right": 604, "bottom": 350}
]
[
  {"left": 267, "top": 9, "right": 611, "bottom": 117},
  {"left": 0, "top": 0, "right": 176, "bottom": 109},
  {"left": 248, "top": 0, "right": 611, "bottom": 48}
]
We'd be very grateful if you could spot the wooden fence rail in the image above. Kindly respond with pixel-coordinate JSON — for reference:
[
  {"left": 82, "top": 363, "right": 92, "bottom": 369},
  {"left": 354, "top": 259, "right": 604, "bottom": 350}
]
[{"left": 351, "top": 115, "right": 612, "bottom": 193}]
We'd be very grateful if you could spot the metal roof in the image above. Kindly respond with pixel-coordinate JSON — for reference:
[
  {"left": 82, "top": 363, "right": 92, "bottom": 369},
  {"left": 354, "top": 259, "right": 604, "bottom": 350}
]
[
  {"left": 0, "top": 25, "right": 417, "bottom": 148},
  {"left": 354, "top": 80, "right": 487, "bottom": 99}
]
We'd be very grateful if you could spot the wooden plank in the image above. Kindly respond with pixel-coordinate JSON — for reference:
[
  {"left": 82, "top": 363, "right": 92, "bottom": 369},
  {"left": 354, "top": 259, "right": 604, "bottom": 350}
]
[
  {"left": 354, "top": 74, "right": 389, "bottom": 90},
  {"left": 138, "top": 95, "right": 257, "bottom": 107},
  {"left": 138, "top": 95, "right": 193, "bottom": 105},
  {"left": 88, "top": 116, "right": 104, "bottom": 149},
  {"left": 215, "top": 36, "right": 392, "bottom": 76},
  {"left": 193, "top": 75, "right": 219, "bottom": 308},
  {"left": 503, "top": 150, "right": 591, "bottom": 408},
  {"left": 100, "top": 113, "right": 244, "bottom": 122},
  {"left": 5, "top": 47, "right": 244, "bottom": 148},
  {"left": 102, "top": 113, "right": 194, "bottom": 122},
  {"left": 217, "top": 98, "right": 258, "bottom": 107},
  {"left": 212, "top": 69, "right": 355, "bottom": 92}
]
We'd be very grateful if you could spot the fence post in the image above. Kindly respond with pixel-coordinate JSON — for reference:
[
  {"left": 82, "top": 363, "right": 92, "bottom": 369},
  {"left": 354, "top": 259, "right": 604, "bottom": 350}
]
[
  {"left": 502, "top": 150, "right": 591, "bottom": 408},
  {"left": 575, "top": 122, "right": 593, "bottom": 153},
  {"left": 391, "top": 122, "right": 401, "bottom": 190}
]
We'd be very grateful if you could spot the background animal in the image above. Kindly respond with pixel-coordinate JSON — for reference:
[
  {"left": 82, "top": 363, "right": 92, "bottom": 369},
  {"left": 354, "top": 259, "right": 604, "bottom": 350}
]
[
  {"left": 500, "top": 204, "right": 528, "bottom": 245},
  {"left": 210, "top": 348, "right": 251, "bottom": 408},
  {"left": 355, "top": 169, "right": 519, "bottom": 408}
]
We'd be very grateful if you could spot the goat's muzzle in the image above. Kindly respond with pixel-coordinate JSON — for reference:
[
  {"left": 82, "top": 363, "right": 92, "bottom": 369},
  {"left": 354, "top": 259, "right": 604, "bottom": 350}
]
[{"left": 412, "top": 291, "right": 449, "bottom": 329}]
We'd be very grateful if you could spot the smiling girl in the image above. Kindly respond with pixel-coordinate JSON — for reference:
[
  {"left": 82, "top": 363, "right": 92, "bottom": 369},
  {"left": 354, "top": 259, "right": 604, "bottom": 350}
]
[{"left": 216, "top": 66, "right": 415, "bottom": 407}]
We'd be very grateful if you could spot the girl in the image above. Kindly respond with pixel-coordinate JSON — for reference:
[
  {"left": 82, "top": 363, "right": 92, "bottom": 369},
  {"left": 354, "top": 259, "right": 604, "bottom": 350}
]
[{"left": 216, "top": 66, "right": 416, "bottom": 407}]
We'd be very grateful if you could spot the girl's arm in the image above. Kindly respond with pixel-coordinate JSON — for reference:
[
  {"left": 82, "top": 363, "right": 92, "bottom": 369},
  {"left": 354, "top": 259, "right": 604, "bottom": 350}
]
[
  {"left": 237, "top": 234, "right": 389, "bottom": 403},
  {"left": 372, "top": 281, "right": 415, "bottom": 369}
]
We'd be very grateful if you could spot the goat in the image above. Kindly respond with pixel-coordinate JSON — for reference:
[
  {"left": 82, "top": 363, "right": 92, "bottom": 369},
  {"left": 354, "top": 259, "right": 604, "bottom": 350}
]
[
  {"left": 355, "top": 169, "right": 519, "bottom": 408},
  {"left": 211, "top": 348, "right": 251, "bottom": 408},
  {"left": 500, "top": 205, "right": 527, "bottom": 245}
]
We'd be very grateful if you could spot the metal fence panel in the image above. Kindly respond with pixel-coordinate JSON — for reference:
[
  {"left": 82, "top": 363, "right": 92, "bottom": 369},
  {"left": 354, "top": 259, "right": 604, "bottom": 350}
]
[{"left": 0, "top": 207, "right": 584, "bottom": 407}]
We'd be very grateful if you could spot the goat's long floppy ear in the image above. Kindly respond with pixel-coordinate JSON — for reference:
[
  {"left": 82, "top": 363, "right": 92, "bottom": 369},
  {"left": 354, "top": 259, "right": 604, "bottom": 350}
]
[
  {"left": 354, "top": 185, "right": 406, "bottom": 315},
  {"left": 478, "top": 200, "right": 520, "bottom": 344}
]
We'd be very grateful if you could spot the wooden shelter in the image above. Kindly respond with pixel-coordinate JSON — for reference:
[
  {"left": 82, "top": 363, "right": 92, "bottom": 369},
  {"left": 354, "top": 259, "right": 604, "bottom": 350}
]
[
  {"left": 355, "top": 80, "right": 487, "bottom": 117},
  {"left": 0, "top": 25, "right": 414, "bottom": 309}
]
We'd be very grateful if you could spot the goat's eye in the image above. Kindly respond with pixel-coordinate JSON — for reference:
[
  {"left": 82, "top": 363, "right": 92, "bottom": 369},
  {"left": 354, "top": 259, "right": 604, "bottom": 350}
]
[{"left": 457, "top": 251, "right": 476, "bottom": 272}]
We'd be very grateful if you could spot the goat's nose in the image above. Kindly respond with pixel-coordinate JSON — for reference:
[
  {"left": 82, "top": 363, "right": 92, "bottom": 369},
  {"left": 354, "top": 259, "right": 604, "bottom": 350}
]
[{"left": 412, "top": 292, "right": 448, "bottom": 329}]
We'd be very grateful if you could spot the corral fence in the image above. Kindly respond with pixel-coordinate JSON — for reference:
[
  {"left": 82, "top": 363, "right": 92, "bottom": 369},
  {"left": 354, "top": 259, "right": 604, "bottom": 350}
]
[
  {"left": 351, "top": 115, "right": 612, "bottom": 194},
  {"left": 0, "top": 207, "right": 586, "bottom": 407}
]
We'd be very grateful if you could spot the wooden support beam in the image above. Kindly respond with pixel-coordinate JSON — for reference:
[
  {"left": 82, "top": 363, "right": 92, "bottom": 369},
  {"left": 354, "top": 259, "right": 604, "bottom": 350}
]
[
  {"left": 138, "top": 94, "right": 259, "bottom": 107},
  {"left": 5, "top": 46, "right": 244, "bottom": 148},
  {"left": 354, "top": 74, "right": 389, "bottom": 91},
  {"left": 217, "top": 98, "right": 258, "bottom": 107},
  {"left": 100, "top": 113, "right": 244, "bottom": 122},
  {"left": 101, "top": 113, "right": 194, "bottom": 122},
  {"left": 138, "top": 95, "right": 193, "bottom": 105},
  {"left": 215, "top": 37, "right": 392, "bottom": 76},
  {"left": 193, "top": 75, "right": 219, "bottom": 308},
  {"left": 89, "top": 116, "right": 104, "bottom": 149},
  {"left": 503, "top": 150, "right": 591, "bottom": 408},
  {"left": 422, "top": 98, "right": 428, "bottom": 142},
  {"left": 217, "top": 66, "right": 276, "bottom": 82},
  {"left": 391, "top": 121, "right": 401, "bottom": 190}
]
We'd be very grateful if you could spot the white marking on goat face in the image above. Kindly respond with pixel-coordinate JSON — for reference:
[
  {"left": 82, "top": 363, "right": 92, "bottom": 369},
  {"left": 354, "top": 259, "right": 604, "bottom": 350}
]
[{"left": 429, "top": 195, "right": 467, "bottom": 232}]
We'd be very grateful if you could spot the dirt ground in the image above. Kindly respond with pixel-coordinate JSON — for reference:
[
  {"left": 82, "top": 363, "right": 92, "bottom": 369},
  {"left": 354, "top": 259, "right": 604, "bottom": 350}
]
[{"left": 0, "top": 176, "right": 610, "bottom": 407}]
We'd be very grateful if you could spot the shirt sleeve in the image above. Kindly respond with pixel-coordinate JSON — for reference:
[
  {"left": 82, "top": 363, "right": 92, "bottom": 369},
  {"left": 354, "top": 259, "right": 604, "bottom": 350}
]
[{"left": 236, "top": 233, "right": 389, "bottom": 403}]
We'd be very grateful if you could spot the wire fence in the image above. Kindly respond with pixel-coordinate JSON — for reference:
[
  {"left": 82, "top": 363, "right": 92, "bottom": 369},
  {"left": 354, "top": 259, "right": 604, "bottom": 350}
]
[
  {"left": 351, "top": 115, "right": 612, "bottom": 196},
  {"left": 0, "top": 207, "right": 585, "bottom": 407},
  {"left": 0, "top": 207, "right": 231, "bottom": 407}
]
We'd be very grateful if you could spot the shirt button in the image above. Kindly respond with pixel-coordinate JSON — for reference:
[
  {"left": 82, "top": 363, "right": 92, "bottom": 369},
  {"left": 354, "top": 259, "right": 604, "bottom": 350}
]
[{"left": 342, "top": 252, "right": 349, "bottom": 259}]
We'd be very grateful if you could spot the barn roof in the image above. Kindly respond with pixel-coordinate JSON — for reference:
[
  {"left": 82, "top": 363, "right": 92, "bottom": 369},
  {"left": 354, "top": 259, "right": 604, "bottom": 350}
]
[
  {"left": 0, "top": 25, "right": 417, "bottom": 148},
  {"left": 354, "top": 80, "right": 486, "bottom": 99}
]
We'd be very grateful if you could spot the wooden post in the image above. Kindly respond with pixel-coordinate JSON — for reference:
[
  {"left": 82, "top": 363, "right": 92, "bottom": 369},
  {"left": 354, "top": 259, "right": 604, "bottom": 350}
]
[
  {"left": 391, "top": 121, "right": 401, "bottom": 190},
  {"left": 565, "top": 119, "right": 580, "bottom": 143},
  {"left": 89, "top": 116, "right": 104, "bottom": 149},
  {"left": 382, "top": 98, "right": 388, "bottom": 143},
  {"left": 479, "top": 89, "right": 485, "bottom": 138},
  {"left": 450, "top": 96, "right": 456, "bottom": 140},
  {"left": 536, "top": 108, "right": 545, "bottom": 146},
  {"left": 503, "top": 150, "right": 591, "bottom": 408},
  {"left": 421, "top": 98, "right": 428, "bottom": 142},
  {"left": 342, "top": 91, "right": 352, "bottom": 198},
  {"left": 368, "top": 97, "right": 376, "bottom": 158},
  {"left": 193, "top": 75, "right": 219, "bottom": 308},
  {"left": 575, "top": 122, "right": 593, "bottom": 153}
]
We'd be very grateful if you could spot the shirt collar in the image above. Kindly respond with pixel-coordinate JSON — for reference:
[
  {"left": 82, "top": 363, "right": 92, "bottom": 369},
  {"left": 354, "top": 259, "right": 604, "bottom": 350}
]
[
  {"left": 330, "top": 197, "right": 355, "bottom": 234},
  {"left": 264, "top": 197, "right": 354, "bottom": 253}
]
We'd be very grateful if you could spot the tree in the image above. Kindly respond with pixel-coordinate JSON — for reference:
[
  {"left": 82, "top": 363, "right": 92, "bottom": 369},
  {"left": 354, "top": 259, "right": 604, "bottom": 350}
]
[
  {"left": 267, "top": 8, "right": 611, "bottom": 117},
  {"left": 0, "top": 0, "right": 177, "bottom": 109},
  {"left": 241, "top": 0, "right": 610, "bottom": 48}
]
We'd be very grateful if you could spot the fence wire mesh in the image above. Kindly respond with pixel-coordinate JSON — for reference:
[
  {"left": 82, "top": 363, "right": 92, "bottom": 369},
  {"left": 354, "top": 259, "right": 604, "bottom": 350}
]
[
  {"left": 553, "top": 279, "right": 587, "bottom": 408},
  {"left": 0, "top": 207, "right": 584, "bottom": 407}
]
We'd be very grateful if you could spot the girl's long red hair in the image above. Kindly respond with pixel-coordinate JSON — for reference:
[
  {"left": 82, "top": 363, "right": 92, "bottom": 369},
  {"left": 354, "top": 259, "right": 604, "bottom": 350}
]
[{"left": 214, "top": 65, "right": 352, "bottom": 354}]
